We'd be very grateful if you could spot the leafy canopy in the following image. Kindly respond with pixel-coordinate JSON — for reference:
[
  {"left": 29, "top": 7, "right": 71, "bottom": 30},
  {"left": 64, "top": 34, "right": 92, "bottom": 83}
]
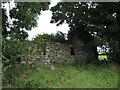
[
  {"left": 50, "top": 2, "right": 120, "bottom": 63},
  {"left": 2, "top": 2, "right": 50, "bottom": 40}
]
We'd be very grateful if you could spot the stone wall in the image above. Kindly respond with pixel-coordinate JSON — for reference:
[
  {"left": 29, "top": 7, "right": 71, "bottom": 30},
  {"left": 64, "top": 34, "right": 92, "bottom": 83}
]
[
  {"left": 44, "top": 42, "right": 74, "bottom": 65},
  {"left": 21, "top": 40, "right": 97, "bottom": 65}
]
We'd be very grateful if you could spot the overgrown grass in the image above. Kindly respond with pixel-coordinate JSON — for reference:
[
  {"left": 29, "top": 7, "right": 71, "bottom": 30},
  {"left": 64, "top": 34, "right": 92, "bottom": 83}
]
[
  {"left": 2, "top": 63, "right": 119, "bottom": 88},
  {"left": 98, "top": 55, "right": 108, "bottom": 60}
]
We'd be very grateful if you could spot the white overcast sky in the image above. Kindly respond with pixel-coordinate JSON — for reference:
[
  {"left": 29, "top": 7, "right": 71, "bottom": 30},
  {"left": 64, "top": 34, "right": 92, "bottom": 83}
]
[{"left": 27, "top": 1, "right": 70, "bottom": 40}]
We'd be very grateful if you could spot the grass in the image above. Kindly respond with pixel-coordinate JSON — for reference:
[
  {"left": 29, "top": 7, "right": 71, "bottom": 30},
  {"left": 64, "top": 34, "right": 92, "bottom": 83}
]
[
  {"left": 98, "top": 55, "right": 108, "bottom": 60},
  {"left": 0, "top": 62, "right": 2, "bottom": 89},
  {"left": 2, "top": 63, "right": 119, "bottom": 88}
]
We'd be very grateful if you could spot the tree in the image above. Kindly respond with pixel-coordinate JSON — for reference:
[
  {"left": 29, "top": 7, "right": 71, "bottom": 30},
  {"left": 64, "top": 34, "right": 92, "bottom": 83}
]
[
  {"left": 86, "top": 2, "right": 120, "bottom": 63},
  {"left": 50, "top": 2, "right": 120, "bottom": 64},
  {"left": 33, "top": 31, "right": 66, "bottom": 43},
  {"left": 52, "top": 31, "right": 66, "bottom": 43},
  {"left": 2, "top": 8, "right": 9, "bottom": 38},
  {"left": 50, "top": 2, "right": 98, "bottom": 62},
  {"left": 2, "top": 2, "right": 50, "bottom": 67},
  {"left": 2, "top": 2, "right": 50, "bottom": 40}
]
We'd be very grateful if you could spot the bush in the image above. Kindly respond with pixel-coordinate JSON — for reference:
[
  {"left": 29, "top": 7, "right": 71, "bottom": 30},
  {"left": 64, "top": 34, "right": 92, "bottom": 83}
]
[{"left": 2, "top": 37, "right": 46, "bottom": 69}]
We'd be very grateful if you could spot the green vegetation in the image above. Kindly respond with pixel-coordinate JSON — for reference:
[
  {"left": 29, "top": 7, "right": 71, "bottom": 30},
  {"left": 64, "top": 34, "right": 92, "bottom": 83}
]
[
  {"left": 1, "top": 2, "right": 120, "bottom": 89},
  {"left": 2, "top": 32, "right": 67, "bottom": 68},
  {"left": 2, "top": 2, "right": 50, "bottom": 40},
  {"left": 51, "top": 2, "right": 120, "bottom": 64},
  {"left": 98, "top": 55, "right": 108, "bottom": 60},
  {"left": 2, "top": 63, "right": 118, "bottom": 88}
]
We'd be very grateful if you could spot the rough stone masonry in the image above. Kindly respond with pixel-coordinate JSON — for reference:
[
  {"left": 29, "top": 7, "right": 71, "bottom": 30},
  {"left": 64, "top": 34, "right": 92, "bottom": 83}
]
[
  {"left": 21, "top": 39, "right": 97, "bottom": 65},
  {"left": 41, "top": 39, "right": 97, "bottom": 65}
]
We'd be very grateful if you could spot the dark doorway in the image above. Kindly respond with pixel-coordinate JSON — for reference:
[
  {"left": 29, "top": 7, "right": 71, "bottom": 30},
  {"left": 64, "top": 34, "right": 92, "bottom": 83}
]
[
  {"left": 43, "top": 44, "right": 46, "bottom": 55},
  {"left": 43, "top": 50, "right": 46, "bottom": 55},
  {"left": 70, "top": 47, "right": 75, "bottom": 55}
]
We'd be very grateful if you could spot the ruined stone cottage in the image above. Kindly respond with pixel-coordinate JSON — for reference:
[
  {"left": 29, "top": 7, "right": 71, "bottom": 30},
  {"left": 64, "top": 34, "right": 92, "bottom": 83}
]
[
  {"left": 22, "top": 34, "right": 97, "bottom": 65},
  {"left": 30, "top": 38, "right": 98, "bottom": 65}
]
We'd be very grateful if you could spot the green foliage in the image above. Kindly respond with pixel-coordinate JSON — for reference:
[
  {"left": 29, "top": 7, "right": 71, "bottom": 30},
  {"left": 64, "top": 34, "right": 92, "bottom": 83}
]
[
  {"left": 50, "top": 31, "right": 66, "bottom": 43},
  {"left": 9, "top": 2, "right": 49, "bottom": 30},
  {"left": 2, "top": 37, "right": 27, "bottom": 67},
  {"left": 51, "top": 2, "right": 94, "bottom": 43},
  {"left": 50, "top": 2, "right": 120, "bottom": 64},
  {"left": 33, "top": 34, "right": 49, "bottom": 43},
  {"left": 68, "top": 27, "right": 94, "bottom": 44},
  {"left": 98, "top": 55, "right": 108, "bottom": 60},
  {"left": 2, "top": 63, "right": 119, "bottom": 88},
  {"left": 2, "top": 8, "right": 9, "bottom": 38},
  {"left": 2, "top": 31, "right": 67, "bottom": 68},
  {"left": 2, "top": 2, "right": 50, "bottom": 40},
  {"left": 2, "top": 2, "right": 50, "bottom": 67},
  {"left": 33, "top": 31, "right": 67, "bottom": 43},
  {"left": 2, "top": 36, "right": 46, "bottom": 68}
]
